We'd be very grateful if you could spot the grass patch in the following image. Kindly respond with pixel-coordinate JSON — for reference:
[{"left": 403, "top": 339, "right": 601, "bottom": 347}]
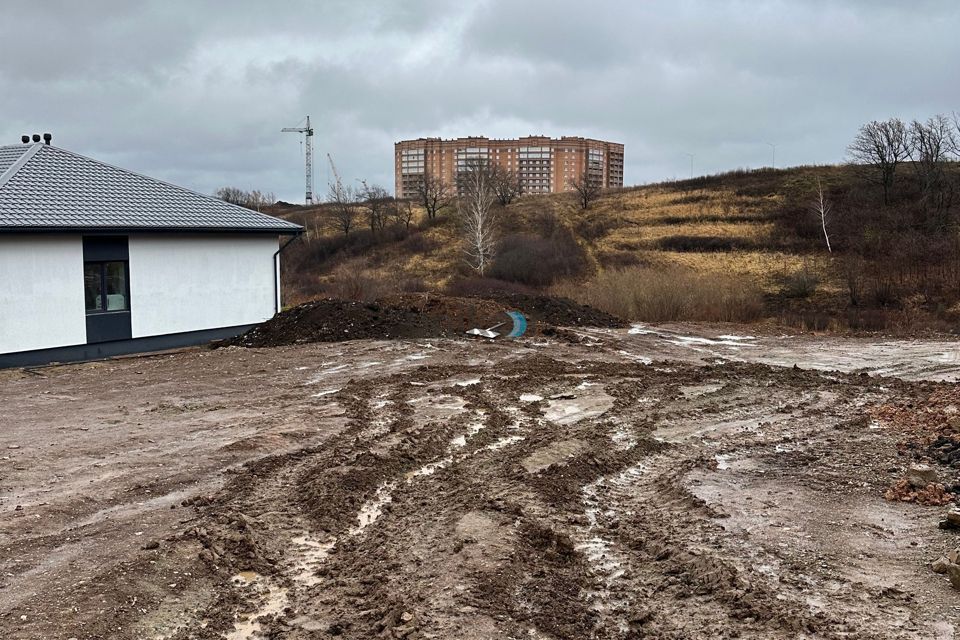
[{"left": 553, "top": 266, "right": 765, "bottom": 323}]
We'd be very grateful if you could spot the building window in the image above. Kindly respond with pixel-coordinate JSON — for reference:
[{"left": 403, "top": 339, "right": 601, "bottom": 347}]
[{"left": 84, "top": 261, "right": 129, "bottom": 313}]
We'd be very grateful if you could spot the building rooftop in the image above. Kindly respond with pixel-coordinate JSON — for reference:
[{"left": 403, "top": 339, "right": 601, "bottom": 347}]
[{"left": 0, "top": 143, "right": 302, "bottom": 234}]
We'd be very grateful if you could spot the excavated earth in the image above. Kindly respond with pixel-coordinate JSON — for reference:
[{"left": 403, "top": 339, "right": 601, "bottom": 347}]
[{"left": 4, "top": 324, "right": 960, "bottom": 639}]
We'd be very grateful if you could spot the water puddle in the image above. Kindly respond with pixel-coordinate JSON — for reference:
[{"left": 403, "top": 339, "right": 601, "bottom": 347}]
[
  {"left": 520, "top": 393, "right": 544, "bottom": 402},
  {"left": 289, "top": 534, "right": 336, "bottom": 587},
  {"left": 572, "top": 466, "right": 649, "bottom": 634},
  {"left": 350, "top": 482, "right": 395, "bottom": 535},
  {"left": 224, "top": 580, "right": 289, "bottom": 640}
]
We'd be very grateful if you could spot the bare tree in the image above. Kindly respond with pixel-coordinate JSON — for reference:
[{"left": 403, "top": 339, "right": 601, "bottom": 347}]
[
  {"left": 391, "top": 198, "right": 415, "bottom": 231},
  {"left": 568, "top": 166, "right": 603, "bottom": 210},
  {"left": 457, "top": 160, "right": 498, "bottom": 275},
  {"left": 847, "top": 118, "right": 912, "bottom": 205},
  {"left": 909, "top": 114, "right": 956, "bottom": 220},
  {"left": 215, "top": 187, "right": 276, "bottom": 211},
  {"left": 247, "top": 190, "right": 275, "bottom": 212},
  {"left": 413, "top": 170, "right": 453, "bottom": 220},
  {"left": 214, "top": 186, "right": 251, "bottom": 206},
  {"left": 358, "top": 181, "right": 392, "bottom": 233},
  {"left": 491, "top": 164, "right": 523, "bottom": 206},
  {"left": 810, "top": 177, "right": 833, "bottom": 253},
  {"left": 327, "top": 176, "right": 356, "bottom": 237}
]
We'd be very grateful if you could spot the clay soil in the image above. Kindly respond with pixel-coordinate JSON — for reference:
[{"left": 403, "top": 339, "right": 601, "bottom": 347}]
[{"left": 4, "top": 325, "right": 960, "bottom": 639}]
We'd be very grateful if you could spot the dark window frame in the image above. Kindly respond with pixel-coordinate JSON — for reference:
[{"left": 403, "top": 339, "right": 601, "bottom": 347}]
[{"left": 84, "top": 260, "right": 131, "bottom": 315}]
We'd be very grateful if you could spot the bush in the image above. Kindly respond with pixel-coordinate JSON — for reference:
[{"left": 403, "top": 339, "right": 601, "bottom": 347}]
[
  {"left": 552, "top": 266, "right": 765, "bottom": 323},
  {"left": 489, "top": 229, "right": 590, "bottom": 287},
  {"left": 656, "top": 235, "right": 761, "bottom": 253},
  {"left": 780, "top": 266, "right": 820, "bottom": 299}
]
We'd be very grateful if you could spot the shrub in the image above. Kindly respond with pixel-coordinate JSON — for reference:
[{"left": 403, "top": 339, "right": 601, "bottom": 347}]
[
  {"left": 780, "top": 266, "right": 820, "bottom": 299},
  {"left": 490, "top": 229, "right": 590, "bottom": 287},
  {"left": 656, "top": 235, "right": 761, "bottom": 253},
  {"left": 552, "top": 266, "right": 765, "bottom": 323}
]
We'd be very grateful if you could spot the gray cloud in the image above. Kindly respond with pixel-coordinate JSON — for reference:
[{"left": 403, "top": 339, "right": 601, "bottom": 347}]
[{"left": 2, "top": 0, "right": 958, "bottom": 202}]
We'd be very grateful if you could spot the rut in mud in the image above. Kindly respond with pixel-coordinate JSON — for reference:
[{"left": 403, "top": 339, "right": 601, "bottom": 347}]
[{"left": 150, "top": 355, "right": 959, "bottom": 639}]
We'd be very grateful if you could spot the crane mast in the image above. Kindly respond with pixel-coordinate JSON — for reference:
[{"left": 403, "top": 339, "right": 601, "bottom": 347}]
[{"left": 281, "top": 116, "right": 314, "bottom": 205}]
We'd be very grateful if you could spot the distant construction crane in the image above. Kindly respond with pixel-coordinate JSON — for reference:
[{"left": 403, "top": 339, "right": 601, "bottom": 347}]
[
  {"left": 281, "top": 116, "right": 314, "bottom": 205},
  {"left": 327, "top": 153, "right": 345, "bottom": 197}
]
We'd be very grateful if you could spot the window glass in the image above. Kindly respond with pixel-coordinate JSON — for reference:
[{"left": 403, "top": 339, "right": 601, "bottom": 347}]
[
  {"left": 84, "top": 264, "right": 102, "bottom": 312},
  {"left": 104, "top": 262, "right": 128, "bottom": 311}
]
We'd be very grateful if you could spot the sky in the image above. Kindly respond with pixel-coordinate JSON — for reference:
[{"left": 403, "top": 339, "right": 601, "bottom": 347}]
[{"left": 2, "top": 0, "right": 958, "bottom": 203}]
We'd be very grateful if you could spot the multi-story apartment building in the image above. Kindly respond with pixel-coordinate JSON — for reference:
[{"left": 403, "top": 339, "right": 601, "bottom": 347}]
[{"left": 394, "top": 136, "right": 624, "bottom": 199}]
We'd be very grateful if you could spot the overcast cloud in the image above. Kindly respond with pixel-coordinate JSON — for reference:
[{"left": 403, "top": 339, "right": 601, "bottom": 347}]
[{"left": 2, "top": 1, "right": 958, "bottom": 202}]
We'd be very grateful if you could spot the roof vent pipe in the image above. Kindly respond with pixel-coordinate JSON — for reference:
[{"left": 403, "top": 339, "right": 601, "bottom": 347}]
[
  {"left": 21, "top": 135, "right": 29, "bottom": 144},
  {"left": 43, "top": 133, "right": 52, "bottom": 145},
  {"left": 31, "top": 134, "right": 40, "bottom": 143}
]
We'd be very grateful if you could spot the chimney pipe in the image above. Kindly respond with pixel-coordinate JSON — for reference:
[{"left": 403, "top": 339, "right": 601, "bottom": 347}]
[
  {"left": 43, "top": 133, "right": 52, "bottom": 145},
  {"left": 21, "top": 135, "right": 29, "bottom": 144},
  {"left": 31, "top": 134, "right": 40, "bottom": 143}
]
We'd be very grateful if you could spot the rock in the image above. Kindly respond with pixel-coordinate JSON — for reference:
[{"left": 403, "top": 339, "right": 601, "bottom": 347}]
[
  {"left": 941, "top": 509, "right": 960, "bottom": 530},
  {"left": 932, "top": 557, "right": 951, "bottom": 574},
  {"left": 948, "top": 564, "right": 960, "bottom": 589},
  {"left": 400, "top": 611, "right": 414, "bottom": 623},
  {"left": 907, "top": 464, "right": 938, "bottom": 488},
  {"left": 142, "top": 540, "right": 160, "bottom": 550}
]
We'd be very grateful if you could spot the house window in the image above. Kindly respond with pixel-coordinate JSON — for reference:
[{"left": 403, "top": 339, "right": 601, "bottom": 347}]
[{"left": 84, "top": 261, "right": 129, "bottom": 313}]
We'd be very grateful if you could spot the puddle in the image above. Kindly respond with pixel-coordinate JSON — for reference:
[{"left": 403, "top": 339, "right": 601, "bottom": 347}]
[
  {"left": 571, "top": 465, "right": 649, "bottom": 634},
  {"left": 543, "top": 389, "right": 615, "bottom": 425},
  {"left": 679, "top": 383, "right": 724, "bottom": 398},
  {"left": 616, "top": 350, "right": 654, "bottom": 364},
  {"left": 484, "top": 435, "right": 525, "bottom": 452},
  {"left": 455, "top": 378, "right": 481, "bottom": 387},
  {"left": 224, "top": 582, "right": 289, "bottom": 640},
  {"left": 350, "top": 482, "right": 395, "bottom": 535},
  {"left": 628, "top": 324, "right": 655, "bottom": 335},
  {"left": 715, "top": 454, "right": 732, "bottom": 470},
  {"left": 312, "top": 388, "right": 340, "bottom": 398},
  {"left": 232, "top": 571, "right": 260, "bottom": 586},
  {"left": 305, "top": 364, "right": 349, "bottom": 384},
  {"left": 520, "top": 394, "right": 543, "bottom": 402},
  {"left": 289, "top": 534, "right": 336, "bottom": 587}
]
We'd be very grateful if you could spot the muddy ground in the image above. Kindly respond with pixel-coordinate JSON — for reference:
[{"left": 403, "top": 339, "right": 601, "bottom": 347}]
[{"left": 4, "top": 325, "right": 960, "bottom": 639}]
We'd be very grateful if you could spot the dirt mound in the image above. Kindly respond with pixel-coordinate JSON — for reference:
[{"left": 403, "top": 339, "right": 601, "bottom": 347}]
[
  {"left": 227, "top": 293, "right": 626, "bottom": 348},
  {"left": 471, "top": 292, "right": 628, "bottom": 329}
]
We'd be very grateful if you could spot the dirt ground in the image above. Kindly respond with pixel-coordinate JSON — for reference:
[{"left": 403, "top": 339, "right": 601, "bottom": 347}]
[{"left": 4, "top": 325, "right": 960, "bottom": 639}]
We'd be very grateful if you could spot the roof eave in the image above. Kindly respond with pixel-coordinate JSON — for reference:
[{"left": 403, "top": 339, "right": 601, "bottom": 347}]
[{"left": 0, "top": 225, "right": 303, "bottom": 236}]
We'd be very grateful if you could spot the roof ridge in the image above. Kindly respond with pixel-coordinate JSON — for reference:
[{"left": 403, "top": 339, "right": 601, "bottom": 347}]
[
  {"left": 34, "top": 145, "right": 299, "bottom": 229},
  {"left": 0, "top": 143, "right": 43, "bottom": 192}
]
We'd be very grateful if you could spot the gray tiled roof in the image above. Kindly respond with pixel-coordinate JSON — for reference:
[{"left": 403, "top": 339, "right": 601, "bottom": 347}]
[
  {"left": 0, "top": 144, "right": 302, "bottom": 234},
  {"left": 0, "top": 145, "right": 28, "bottom": 176}
]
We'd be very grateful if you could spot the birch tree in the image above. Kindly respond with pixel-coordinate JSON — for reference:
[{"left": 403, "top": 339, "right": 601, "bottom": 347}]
[
  {"left": 457, "top": 160, "right": 498, "bottom": 275},
  {"left": 810, "top": 177, "right": 833, "bottom": 253}
]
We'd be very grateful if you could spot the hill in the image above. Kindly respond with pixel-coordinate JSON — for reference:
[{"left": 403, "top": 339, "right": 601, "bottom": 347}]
[{"left": 276, "top": 162, "right": 960, "bottom": 334}]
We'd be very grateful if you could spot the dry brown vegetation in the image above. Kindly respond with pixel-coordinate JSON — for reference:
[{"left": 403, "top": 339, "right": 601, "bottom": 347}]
[{"left": 272, "top": 157, "right": 960, "bottom": 333}]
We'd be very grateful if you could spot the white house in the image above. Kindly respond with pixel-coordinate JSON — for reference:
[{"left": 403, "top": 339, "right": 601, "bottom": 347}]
[{"left": 0, "top": 137, "right": 302, "bottom": 367}]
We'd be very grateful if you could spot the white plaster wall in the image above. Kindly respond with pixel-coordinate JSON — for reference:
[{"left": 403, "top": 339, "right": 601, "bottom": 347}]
[
  {"left": 129, "top": 235, "right": 278, "bottom": 338},
  {"left": 0, "top": 235, "right": 86, "bottom": 354}
]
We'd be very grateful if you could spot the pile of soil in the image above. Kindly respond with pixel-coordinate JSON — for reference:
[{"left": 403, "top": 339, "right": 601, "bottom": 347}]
[
  {"left": 227, "top": 293, "right": 624, "bottom": 348},
  {"left": 471, "top": 292, "right": 628, "bottom": 329}
]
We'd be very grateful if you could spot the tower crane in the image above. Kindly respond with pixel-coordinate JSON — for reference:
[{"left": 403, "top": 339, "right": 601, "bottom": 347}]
[{"left": 281, "top": 116, "right": 314, "bottom": 205}]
